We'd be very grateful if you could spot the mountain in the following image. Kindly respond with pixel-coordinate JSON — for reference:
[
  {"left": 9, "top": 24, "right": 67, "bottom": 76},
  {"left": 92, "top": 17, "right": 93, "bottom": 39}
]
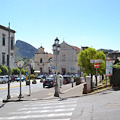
[{"left": 15, "top": 40, "right": 38, "bottom": 59}]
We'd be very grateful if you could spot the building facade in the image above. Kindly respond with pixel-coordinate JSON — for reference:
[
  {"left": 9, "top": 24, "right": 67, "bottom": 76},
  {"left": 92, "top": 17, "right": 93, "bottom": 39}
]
[
  {"left": 52, "top": 41, "right": 80, "bottom": 75},
  {"left": 34, "top": 46, "right": 53, "bottom": 74},
  {"left": 0, "top": 25, "right": 15, "bottom": 68}
]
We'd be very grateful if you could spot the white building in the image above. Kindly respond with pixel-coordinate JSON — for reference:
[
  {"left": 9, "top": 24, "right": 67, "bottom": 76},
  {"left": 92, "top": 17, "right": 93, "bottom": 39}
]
[
  {"left": 52, "top": 39, "right": 81, "bottom": 75},
  {"left": 0, "top": 24, "right": 16, "bottom": 68}
]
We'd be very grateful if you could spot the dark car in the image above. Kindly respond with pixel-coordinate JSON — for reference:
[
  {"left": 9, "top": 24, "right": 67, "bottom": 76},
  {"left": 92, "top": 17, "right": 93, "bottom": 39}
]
[
  {"left": 16, "top": 76, "right": 26, "bottom": 82},
  {"left": 37, "top": 75, "right": 46, "bottom": 79},
  {"left": 63, "top": 75, "right": 71, "bottom": 84},
  {"left": 43, "top": 78, "right": 55, "bottom": 88}
]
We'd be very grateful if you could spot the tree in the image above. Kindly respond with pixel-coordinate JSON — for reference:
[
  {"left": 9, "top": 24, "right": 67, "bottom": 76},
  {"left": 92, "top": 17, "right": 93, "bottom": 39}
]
[
  {"left": 114, "top": 58, "right": 119, "bottom": 65},
  {"left": 21, "top": 68, "right": 27, "bottom": 75},
  {"left": 77, "top": 47, "right": 106, "bottom": 87},
  {"left": 31, "top": 66, "right": 35, "bottom": 74},
  {"left": 0, "top": 65, "right": 8, "bottom": 75},
  {"left": 0, "top": 69, "right": 2, "bottom": 74},
  {"left": 12, "top": 68, "right": 20, "bottom": 75},
  {"left": 77, "top": 47, "right": 106, "bottom": 75}
]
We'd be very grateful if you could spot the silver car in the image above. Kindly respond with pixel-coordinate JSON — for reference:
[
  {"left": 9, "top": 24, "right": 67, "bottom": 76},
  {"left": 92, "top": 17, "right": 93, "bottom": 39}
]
[{"left": 0, "top": 76, "right": 8, "bottom": 84}]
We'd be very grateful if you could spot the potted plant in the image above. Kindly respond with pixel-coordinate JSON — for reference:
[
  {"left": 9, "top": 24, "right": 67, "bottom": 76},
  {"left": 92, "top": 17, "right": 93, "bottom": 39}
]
[
  {"left": 40, "top": 78, "right": 43, "bottom": 82},
  {"left": 26, "top": 80, "right": 30, "bottom": 85},
  {"left": 32, "top": 79, "right": 37, "bottom": 84}
]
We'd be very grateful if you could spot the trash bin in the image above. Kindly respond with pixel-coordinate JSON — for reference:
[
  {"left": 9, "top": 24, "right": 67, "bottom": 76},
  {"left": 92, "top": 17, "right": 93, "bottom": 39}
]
[{"left": 83, "top": 83, "right": 87, "bottom": 94}]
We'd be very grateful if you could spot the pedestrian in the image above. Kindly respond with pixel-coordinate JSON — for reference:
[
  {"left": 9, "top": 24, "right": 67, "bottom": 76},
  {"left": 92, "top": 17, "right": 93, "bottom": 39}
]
[{"left": 71, "top": 76, "right": 74, "bottom": 87}]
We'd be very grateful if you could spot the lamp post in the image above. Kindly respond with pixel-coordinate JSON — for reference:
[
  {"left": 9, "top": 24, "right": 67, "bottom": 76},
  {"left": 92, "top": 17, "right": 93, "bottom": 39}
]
[
  {"left": 7, "top": 22, "right": 11, "bottom": 99},
  {"left": 52, "top": 37, "right": 60, "bottom": 97}
]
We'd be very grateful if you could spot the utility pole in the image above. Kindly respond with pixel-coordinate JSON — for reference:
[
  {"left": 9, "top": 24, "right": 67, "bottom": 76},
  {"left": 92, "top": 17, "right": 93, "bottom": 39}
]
[{"left": 7, "top": 22, "right": 11, "bottom": 99}]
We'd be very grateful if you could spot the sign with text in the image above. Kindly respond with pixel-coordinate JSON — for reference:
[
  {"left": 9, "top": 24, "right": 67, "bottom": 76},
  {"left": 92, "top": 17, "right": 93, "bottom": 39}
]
[
  {"left": 90, "top": 59, "right": 103, "bottom": 63},
  {"left": 106, "top": 60, "right": 113, "bottom": 76}
]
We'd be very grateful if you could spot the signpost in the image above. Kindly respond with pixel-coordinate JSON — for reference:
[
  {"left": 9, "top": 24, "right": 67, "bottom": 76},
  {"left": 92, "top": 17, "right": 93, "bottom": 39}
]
[{"left": 90, "top": 59, "right": 103, "bottom": 91}]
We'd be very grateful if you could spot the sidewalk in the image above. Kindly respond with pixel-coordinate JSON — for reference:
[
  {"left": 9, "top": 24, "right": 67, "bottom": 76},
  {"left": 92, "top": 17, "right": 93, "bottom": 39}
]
[{"left": 2, "top": 82, "right": 84, "bottom": 103}]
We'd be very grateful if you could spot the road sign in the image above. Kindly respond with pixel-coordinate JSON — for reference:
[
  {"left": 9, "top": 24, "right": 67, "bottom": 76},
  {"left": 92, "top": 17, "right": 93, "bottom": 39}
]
[
  {"left": 52, "top": 66, "right": 55, "bottom": 69},
  {"left": 94, "top": 63, "right": 99, "bottom": 68},
  {"left": 90, "top": 59, "right": 103, "bottom": 63},
  {"left": 70, "top": 67, "right": 73, "bottom": 71}
]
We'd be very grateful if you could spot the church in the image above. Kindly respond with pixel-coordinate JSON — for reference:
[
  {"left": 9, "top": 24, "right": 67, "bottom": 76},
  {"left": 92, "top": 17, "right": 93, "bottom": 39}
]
[
  {"left": 34, "top": 38, "right": 80, "bottom": 75},
  {"left": 52, "top": 40, "right": 80, "bottom": 75}
]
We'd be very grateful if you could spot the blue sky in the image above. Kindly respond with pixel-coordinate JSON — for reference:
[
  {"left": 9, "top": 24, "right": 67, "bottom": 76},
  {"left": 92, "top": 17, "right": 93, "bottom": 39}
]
[{"left": 1, "top": 0, "right": 120, "bottom": 53}]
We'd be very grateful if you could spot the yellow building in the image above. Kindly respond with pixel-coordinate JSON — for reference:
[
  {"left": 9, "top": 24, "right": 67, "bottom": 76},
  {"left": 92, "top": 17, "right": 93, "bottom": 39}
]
[{"left": 34, "top": 46, "right": 53, "bottom": 74}]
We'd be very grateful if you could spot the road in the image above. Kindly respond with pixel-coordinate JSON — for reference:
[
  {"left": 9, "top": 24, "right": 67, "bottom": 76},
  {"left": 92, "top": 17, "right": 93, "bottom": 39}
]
[
  {"left": 0, "top": 79, "right": 44, "bottom": 101},
  {"left": 0, "top": 89, "right": 120, "bottom": 120}
]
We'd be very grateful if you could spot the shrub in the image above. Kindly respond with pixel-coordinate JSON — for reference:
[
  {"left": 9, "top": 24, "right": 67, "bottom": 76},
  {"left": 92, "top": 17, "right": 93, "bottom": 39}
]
[
  {"left": 30, "top": 74, "right": 36, "bottom": 79},
  {"left": 83, "top": 73, "right": 87, "bottom": 78}
]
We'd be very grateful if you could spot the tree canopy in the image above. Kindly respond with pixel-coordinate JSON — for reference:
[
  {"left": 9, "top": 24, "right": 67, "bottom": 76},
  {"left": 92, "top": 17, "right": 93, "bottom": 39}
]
[{"left": 77, "top": 47, "right": 106, "bottom": 75}]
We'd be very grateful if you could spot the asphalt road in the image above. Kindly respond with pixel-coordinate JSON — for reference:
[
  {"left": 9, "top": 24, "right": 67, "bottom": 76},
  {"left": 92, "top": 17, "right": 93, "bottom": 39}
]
[
  {"left": 0, "top": 89, "right": 120, "bottom": 120},
  {"left": 0, "top": 80, "right": 44, "bottom": 101}
]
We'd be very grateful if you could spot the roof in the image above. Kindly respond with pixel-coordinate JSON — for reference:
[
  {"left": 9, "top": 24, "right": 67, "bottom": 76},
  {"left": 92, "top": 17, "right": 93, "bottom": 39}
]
[
  {"left": 48, "top": 53, "right": 53, "bottom": 58},
  {"left": 0, "top": 25, "right": 16, "bottom": 33},
  {"left": 71, "top": 45, "right": 80, "bottom": 52},
  {"left": 61, "top": 41, "right": 80, "bottom": 52}
]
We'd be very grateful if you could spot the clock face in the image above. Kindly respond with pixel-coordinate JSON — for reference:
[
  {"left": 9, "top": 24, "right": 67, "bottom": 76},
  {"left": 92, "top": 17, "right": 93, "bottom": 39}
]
[{"left": 17, "top": 61, "right": 24, "bottom": 69}]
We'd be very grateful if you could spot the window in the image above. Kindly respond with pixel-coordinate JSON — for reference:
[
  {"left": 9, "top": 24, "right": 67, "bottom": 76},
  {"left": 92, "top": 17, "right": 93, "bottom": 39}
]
[
  {"left": 62, "top": 54, "right": 66, "bottom": 61},
  {"left": 40, "top": 58, "right": 42, "bottom": 63},
  {"left": 11, "top": 37, "right": 14, "bottom": 50},
  {"left": 2, "top": 34, "right": 5, "bottom": 46},
  {"left": 2, "top": 53, "right": 5, "bottom": 64}
]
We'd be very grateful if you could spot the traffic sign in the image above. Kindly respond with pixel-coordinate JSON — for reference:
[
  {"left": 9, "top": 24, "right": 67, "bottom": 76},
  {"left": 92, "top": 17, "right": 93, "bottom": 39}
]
[
  {"left": 90, "top": 59, "right": 103, "bottom": 63},
  {"left": 94, "top": 63, "right": 99, "bottom": 68},
  {"left": 52, "top": 66, "right": 55, "bottom": 69}
]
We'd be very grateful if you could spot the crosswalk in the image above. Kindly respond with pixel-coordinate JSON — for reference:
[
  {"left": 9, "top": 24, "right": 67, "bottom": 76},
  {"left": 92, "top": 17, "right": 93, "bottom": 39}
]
[{"left": 0, "top": 98, "right": 78, "bottom": 120}]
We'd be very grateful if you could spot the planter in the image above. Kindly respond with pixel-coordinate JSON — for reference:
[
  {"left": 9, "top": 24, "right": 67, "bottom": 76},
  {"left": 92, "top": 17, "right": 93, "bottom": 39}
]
[
  {"left": 26, "top": 80, "right": 30, "bottom": 85},
  {"left": 32, "top": 80, "right": 37, "bottom": 84}
]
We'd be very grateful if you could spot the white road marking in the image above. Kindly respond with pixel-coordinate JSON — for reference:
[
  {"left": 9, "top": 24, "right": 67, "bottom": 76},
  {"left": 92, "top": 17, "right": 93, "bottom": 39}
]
[
  {"left": 19, "top": 104, "right": 76, "bottom": 111},
  {"left": 9, "top": 108, "right": 75, "bottom": 114},
  {"left": 0, "top": 113, "right": 72, "bottom": 119},
  {"left": 24, "top": 100, "right": 77, "bottom": 106}
]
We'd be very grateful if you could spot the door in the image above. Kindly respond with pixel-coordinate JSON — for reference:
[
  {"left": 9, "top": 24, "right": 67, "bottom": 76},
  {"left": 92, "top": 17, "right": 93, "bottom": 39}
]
[{"left": 62, "top": 68, "right": 66, "bottom": 75}]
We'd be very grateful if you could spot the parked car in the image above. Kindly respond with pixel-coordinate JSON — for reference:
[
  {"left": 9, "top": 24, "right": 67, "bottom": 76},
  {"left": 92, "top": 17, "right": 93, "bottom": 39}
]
[
  {"left": 11, "top": 76, "right": 18, "bottom": 82},
  {"left": 63, "top": 75, "right": 71, "bottom": 84},
  {"left": 0, "top": 76, "right": 8, "bottom": 84},
  {"left": 37, "top": 75, "right": 46, "bottom": 79},
  {"left": 43, "top": 78, "right": 55, "bottom": 88},
  {"left": 47, "top": 74, "right": 56, "bottom": 79},
  {"left": 5, "top": 75, "right": 12, "bottom": 82},
  {"left": 16, "top": 76, "right": 26, "bottom": 82}
]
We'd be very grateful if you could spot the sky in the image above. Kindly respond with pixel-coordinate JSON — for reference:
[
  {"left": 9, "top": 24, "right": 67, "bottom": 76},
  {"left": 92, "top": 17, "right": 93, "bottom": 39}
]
[{"left": 1, "top": 0, "right": 120, "bottom": 53}]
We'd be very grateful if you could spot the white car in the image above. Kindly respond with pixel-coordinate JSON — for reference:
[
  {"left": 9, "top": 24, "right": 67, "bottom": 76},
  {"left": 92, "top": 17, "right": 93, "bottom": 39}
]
[{"left": 0, "top": 76, "right": 8, "bottom": 84}]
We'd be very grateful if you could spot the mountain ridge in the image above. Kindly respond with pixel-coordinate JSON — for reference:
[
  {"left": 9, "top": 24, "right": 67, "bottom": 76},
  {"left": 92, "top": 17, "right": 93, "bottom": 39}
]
[{"left": 15, "top": 40, "right": 38, "bottom": 59}]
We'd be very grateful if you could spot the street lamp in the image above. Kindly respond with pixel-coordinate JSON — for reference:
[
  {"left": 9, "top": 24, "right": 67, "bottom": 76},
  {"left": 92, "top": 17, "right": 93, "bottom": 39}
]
[
  {"left": 52, "top": 37, "right": 60, "bottom": 97},
  {"left": 7, "top": 22, "right": 11, "bottom": 100},
  {"left": 17, "top": 60, "right": 24, "bottom": 99}
]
